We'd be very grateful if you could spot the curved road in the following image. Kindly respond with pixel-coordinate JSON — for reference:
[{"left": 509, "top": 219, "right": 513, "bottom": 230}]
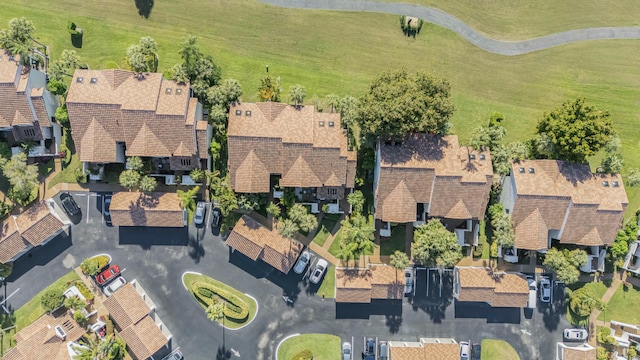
[{"left": 260, "top": 0, "right": 640, "bottom": 55}]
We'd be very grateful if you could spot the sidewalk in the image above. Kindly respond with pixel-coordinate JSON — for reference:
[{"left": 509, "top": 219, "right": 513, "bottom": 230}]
[{"left": 587, "top": 271, "right": 626, "bottom": 345}]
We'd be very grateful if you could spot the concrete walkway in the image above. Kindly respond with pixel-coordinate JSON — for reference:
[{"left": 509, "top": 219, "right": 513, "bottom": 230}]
[
  {"left": 587, "top": 271, "right": 627, "bottom": 345},
  {"left": 260, "top": 0, "right": 640, "bottom": 55}
]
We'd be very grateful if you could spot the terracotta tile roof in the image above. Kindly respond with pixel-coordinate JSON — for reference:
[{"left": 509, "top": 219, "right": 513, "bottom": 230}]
[
  {"left": 3, "top": 313, "right": 85, "bottom": 360},
  {"left": 109, "top": 192, "right": 184, "bottom": 227},
  {"left": 389, "top": 339, "right": 459, "bottom": 360},
  {"left": 510, "top": 160, "right": 628, "bottom": 248},
  {"left": 0, "top": 50, "right": 20, "bottom": 83},
  {"left": 514, "top": 208, "right": 549, "bottom": 250},
  {"left": 227, "top": 215, "right": 303, "bottom": 273},
  {"left": 118, "top": 315, "right": 168, "bottom": 360},
  {"left": 0, "top": 217, "right": 28, "bottom": 264},
  {"left": 335, "top": 265, "right": 403, "bottom": 303},
  {"left": 103, "top": 283, "right": 151, "bottom": 329},
  {"left": 79, "top": 117, "right": 116, "bottom": 163},
  {"left": 66, "top": 69, "right": 208, "bottom": 164},
  {"left": 455, "top": 267, "right": 529, "bottom": 308},
  {"left": 227, "top": 103, "right": 355, "bottom": 192},
  {"left": 15, "top": 202, "right": 65, "bottom": 246},
  {"left": 559, "top": 343, "right": 597, "bottom": 360},
  {"left": 234, "top": 150, "right": 272, "bottom": 193},
  {"left": 375, "top": 134, "right": 492, "bottom": 223}
]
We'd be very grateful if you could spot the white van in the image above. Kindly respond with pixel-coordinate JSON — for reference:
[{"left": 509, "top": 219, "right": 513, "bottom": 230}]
[
  {"left": 526, "top": 275, "right": 537, "bottom": 308},
  {"left": 378, "top": 341, "right": 388, "bottom": 359}
]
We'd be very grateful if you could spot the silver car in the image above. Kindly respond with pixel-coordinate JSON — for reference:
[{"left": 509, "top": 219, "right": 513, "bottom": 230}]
[
  {"left": 103, "top": 276, "right": 126, "bottom": 297},
  {"left": 309, "top": 259, "right": 328, "bottom": 284},
  {"left": 342, "top": 342, "right": 352, "bottom": 360},
  {"left": 404, "top": 268, "right": 414, "bottom": 294},
  {"left": 194, "top": 202, "right": 206, "bottom": 225},
  {"left": 293, "top": 251, "right": 311, "bottom": 275}
]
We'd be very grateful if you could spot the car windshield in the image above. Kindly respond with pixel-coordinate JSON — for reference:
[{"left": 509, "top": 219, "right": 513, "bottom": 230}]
[{"left": 344, "top": 349, "right": 350, "bottom": 354}]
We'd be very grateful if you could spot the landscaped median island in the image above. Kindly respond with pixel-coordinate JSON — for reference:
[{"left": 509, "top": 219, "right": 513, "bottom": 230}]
[
  {"left": 182, "top": 272, "right": 257, "bottom": 329},
  {"left": 481, "top": 339, "right": 520, "bottom": 360},
  {"left": 277, "top": 333, "right": 341, "bottom": 360}
]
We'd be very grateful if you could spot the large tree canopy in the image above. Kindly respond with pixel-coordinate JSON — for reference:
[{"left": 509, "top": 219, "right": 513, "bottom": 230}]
[
  {"left": 536, "top": 98, "right": 615, "bottom": 163},
  {"left": 0, "top": 17, "right": 35, "bottom": 53},
  {"left": 411, "top": 219, "right": 462, "bottom": 267},
  {"left": 171, "top": 36, "right": 221, "bottom": 100},
  {"left": 125, "top": 36, "right": 158, "bottom": 73},
  {"left": 356, "top": 68, "right": 454, "bottom": 143}
]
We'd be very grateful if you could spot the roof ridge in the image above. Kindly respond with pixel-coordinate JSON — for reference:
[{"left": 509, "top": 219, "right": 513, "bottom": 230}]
[
  {"left": 444, "top": 199, "right": 472, "bottom": 219},
  {"left": 281, "top": 154, "right": 321, "bottom": 187}
]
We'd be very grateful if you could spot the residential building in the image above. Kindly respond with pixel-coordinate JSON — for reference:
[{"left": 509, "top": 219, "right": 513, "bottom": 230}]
[
  {"left": 501, "top": 160, "right": 628, "bottom": 268},
  {"left": 103, "top": 280, "right": 172, "bottom": 360},
  {"left": 624, "top": 241, "right": 640, "bottom": 276},
  {"left": 66, "top": 69, "right": 211, "bottom": 179},
  {"left": 226, "top": 214, "right": 304, "bottom": 274},
  {"left": 109, "top": 192, "right": 186, "bottom": 227},
  {"left": 556, "top": 342, "right": 596, "bottom": 360},
  {"left": 388, "top": 337, "right": 459, "bottom": 360},
  {"left": 453, "top": 266, "right": 529, "bottom": 308},
  {"left": 373, "top": 134, "right": 492, "bottom": 245},
  {"left": 0, "top": 199, "right": 70, "bottom": 264},
  {"left": 335, "top": 264, "right": 404, "bottom": 303},
  {"left": 607, "top": 320, "right": 640, "bottom": 359},
  {"left": 227, "top": 102, "right": 356, "bottom": 213},
  {"left": 0, "top": 49, "right": 60, "bottom": 157}
]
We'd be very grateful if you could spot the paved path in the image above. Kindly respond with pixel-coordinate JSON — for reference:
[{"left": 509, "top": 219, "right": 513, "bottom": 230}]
[
  {"left": 588, "top": 271, "right": 626, "bottom": 345},
  {"left": 260, "top": 0, "right": 640, "bottom": 55}
]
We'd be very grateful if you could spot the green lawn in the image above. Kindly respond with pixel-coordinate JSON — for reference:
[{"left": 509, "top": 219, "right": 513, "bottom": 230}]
[
  {"left": 328, "top": 228, "right": 343, "bottom": 257},
  {"left": 182, "top": 273, "right": 258, "bottom": 329},
  {"left": 381, "top": 225, "right": 407, "bottom": 255},
  {"left": 277, "top": 333, "right": 341, "bottom": 360},
  {"left": 48, "top": 154, "right": 82, "bottom": 189},
  {"left": 312, "top": 214, "right": 341, "bottom": 247},
  {"left": 3, "top": 0, "right": 640, "bottom": 215},
  {"left": 598, "top": 283, "right": 640, "bottom": 323},
  {"left": 481, "top": 339, "right": 520, "bottom": 360},
  {"left": 565, "top": 281, "right": 609, "bottom": 326},
  {"left": 317, "top": 265, "right": 335, "bottom": 299}
]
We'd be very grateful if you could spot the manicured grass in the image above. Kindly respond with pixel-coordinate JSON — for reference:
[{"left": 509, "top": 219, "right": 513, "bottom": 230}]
[
  {"left": 381, "top": 225, "right": 406, "bottom": 256},
  {"left": 316, "top": 265, "right": 335, "bottom": 299},
  {"left": 37, "top": 159, "right": 54, "bottom": 177},
  {"left": 598, "top": 283, "right": 640, "bottom": 323},
  {"left": 48, "top": 154, "right": 82, "bottom": 189},
  {"left": 312, "top": 217, "right": 337, "bottom": 247},
  {"left": 376, "top": 0, "right": 640, "bottom": 39},
  {"left": 481, "top": 339, "right": 520, "bottom": 360},
  {"left": 277, "top": 333, "right": 341, "bottom": 360},
  {"left": 182, "top": 273, "right": 257, "bottom": 329},
  {"left": 565, "top": 281, "right": 609, "bottom": 326},
  {"left": 328, "top": 228, "right": 343, "bottom": 257},
  {"left": 3, "top": 0, "right": 640, "bottom": 215}
]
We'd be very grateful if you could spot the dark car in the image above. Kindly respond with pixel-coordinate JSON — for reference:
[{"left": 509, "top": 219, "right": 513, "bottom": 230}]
[
  {"left": 471, "top": 343, "right": 481, "bottom": 360},
  {"left": 211, "top": 207, "right": 222, "bottom": 227},
  {"left": 95, "top": 265, "right": 121, "bottom": 286},
  {"left": 60, "top": 192, "right": 80, "bottom": 216},
  {"left": 362, "top": 338, "right": 375, "bottom": 360}
]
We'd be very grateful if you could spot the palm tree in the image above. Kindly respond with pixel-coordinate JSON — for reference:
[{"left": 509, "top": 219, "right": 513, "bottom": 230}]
[
  {"left": 207, "top": 301, "right": 226, "bottom": 348},
  {"left": 325, "top": 94, "right": 340, "bottom": 113},
  {"left": 72, "top": 334, "right": 101, "bottom": 360},
  {"left": 289, "top": 84, "right": 307, "bottom": 107},
  {"left": 64, "top": 295, "right": 86, "bottom": 311},
  {"left": 390, "top": 250, "right": 410, "bottom": 281}
]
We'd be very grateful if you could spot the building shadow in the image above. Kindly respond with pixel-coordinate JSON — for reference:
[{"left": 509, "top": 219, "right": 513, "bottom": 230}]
[
  {"left": 134, "top": 0, "right": 154, "bottom": 18},
  {"left": 118, "top": 226, "right": 188, "bottom": 249},
  {"left": 336, "top": 299, "right": 402, "bottom": 320},
  {"left": 8, "top": 232, "right": 72, "bottom": 282},
  {"left": 453, "top": 301, "right": 521, "bottom": 324}
]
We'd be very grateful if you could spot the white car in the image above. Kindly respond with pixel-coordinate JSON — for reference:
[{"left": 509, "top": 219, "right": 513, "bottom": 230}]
[
  {"left": 293, "top": 251, "right": 311, "bottom": 275},
  {"left": 539, "top": 277, "right": 551, "bottom": 303},
  {"left": 342, "top": 342, "right": 352, "bottom": 360},
  {"left": 526, "top": 275, "right": 537, "bottom": 308},
  {"left": 459, "top": 341, "right": 470, "bottom": 360},
  {"left": 194, "top": 202, "right": 206, "bottom": 225},
  {"left": 564, "top": 328, "right": 588, "bottom": 341},
  {"left": 103, "top": 276, "right": 126, "bottom": 297},
  {"left": 404, "top": 268, "right": 414, "bottom": 294},
  {"left": 309, "top": 259, "right": 328, "bottom": 284}
]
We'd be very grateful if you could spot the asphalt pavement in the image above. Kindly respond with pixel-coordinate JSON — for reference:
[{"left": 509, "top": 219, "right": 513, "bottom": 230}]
[{"left": 5, "top": 190, "right": 569, "bottom": 360}]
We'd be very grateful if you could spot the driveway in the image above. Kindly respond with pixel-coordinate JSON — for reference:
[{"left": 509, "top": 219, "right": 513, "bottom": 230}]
[
  {"left": 6, "top": 190, "right": 568, "bottom": 359},
  {"left": 260, "top": 0, "right": 640, "bottom": 56}
]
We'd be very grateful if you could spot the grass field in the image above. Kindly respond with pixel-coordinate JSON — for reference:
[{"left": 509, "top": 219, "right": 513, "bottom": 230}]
[
  {"left": 481, "top": 339, "right": 520, "bottom": 360},
  {"left": 381, "top": 225, "right": 406, "bottom": 255},
  {"left": 2, "top": 0, "right": 640, "bottom": 214},
  {"left": 312, "top": 214, "right": 341, "bottom": 247},
  {"left": 277, "top": 333, "right": 341, "bottom": 360},
  {"left": 598, "top": 283, "right": 640, "bottom": 324},
  {"left": 375, "top": 0, "right": 640, "bottom": 39},
  {"left": 565, "top": 281, "right": 609, "bottom": 326},
  {"left": 317, "top": 265, "right": 335, "bottom": 299}
]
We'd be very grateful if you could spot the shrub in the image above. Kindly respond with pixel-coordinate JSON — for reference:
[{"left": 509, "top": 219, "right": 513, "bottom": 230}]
[
  {"left": 0, "top": 263, "right": 12, "bottom": 278},
  {"left": 104, "top": 315, "right": 114, "bottom": 335},
  {"left": 75, "top": 168, "right": 87, "bottom": 183},
  {"left": 73, "top": 281, "right": 94, "bottom": 301},
  {"left": 73, "top": 310, "right": 87, "bottom": 325},
  {"left": 67, "top": 22, "right": 78, "bottom": 35},
  {"left": 197, "top": 287, "right": 215, "bottom": 298},
  {"left": 80, "top": 256, "right": 109, "bottom": 276},
  {"left": 64, "top": 295, "right": 86, "bottom": 311},
  {"left": 191, "top": 282, "right": 249, "bottom": 321},
  {"left": 41, "top": 288, "right": 64, "bottom": 312},
  {"left": 292, "top": 350, "right": 313, "bottom": 360}
]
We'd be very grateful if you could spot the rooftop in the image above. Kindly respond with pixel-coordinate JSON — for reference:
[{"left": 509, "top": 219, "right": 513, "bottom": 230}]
[
  {"left": 109, "top": 192, "right": 184, "bottom": 227},
  {"left": 335, "top": 265, "right": 404, "bottom": 303},
  {"left": 455, "top": 267, "right": 529, "bottom": 308}
]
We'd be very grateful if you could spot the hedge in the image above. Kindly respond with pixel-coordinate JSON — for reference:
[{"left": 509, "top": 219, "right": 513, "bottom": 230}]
[
  {"left": 73, "top": 281, "right": 94, "bottom": 301},
  {"left": 292, "top": 350, "right": 313, "bottom": 360},
  {"left": 80, "top": 256, "right": 109, "bottom": 276},
  {"left": 192, "top": 282, "right": 249, "bottom": 321}
]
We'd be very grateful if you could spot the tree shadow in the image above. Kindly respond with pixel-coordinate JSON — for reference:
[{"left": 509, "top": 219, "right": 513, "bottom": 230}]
[
  {"left": 385, "top": 314, "right": 403, "bottom": 334},
  {"left": 135, "top": 0, "right": 154, "bottom": 18},
  {"left": 216, "top": 345, "right": 231, "bottom": 360}
]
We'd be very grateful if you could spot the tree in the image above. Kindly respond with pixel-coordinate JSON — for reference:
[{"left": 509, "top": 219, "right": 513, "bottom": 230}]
[
  {"left": 601, "top": 150, "right": 624, "bottom": 174},
  {"left": 411, "top": 219, "right": 462, "bottom": 267},
  {"left": 125, "top": 36, "right": 158, "bottom": 73},
  {"left": 237, "top": 194, "right": 263, "bottom": 213},
  {"left": 279, "top": 218, "right": 299, "bottom": 239},
  {"left": 126, "top": 156, "right": 144, "bottom": 172},
  {"left": 171, "top": 36, "right": 221, "bottom": 99},
  {"left": 41, "top": 288, "right": 64, "bottom": 312},
  {"left": 0, "top": 17, "right": 35, "bottom": 52},
  {"left": 189, "top": 168, "right": 204, "bottom": 183},
  {"left": 339, "top": 213, "right": 375, "bottom": 265},
  {"left": 139, "top": 176, "right": 157, "bottom": 192},
  {"left": 64, "top": 295, "right": 86, "bottom": 311},
  {"left": 627, "top": 168, "right": 640, "bottom": 187},
  {"left": 73, "top": 334, "right": 125, "bottom": 360},
  {"left": 55, "top": 106, "right": 69, "bottom": 124},
  {"left": 207, "top": 78, "right": 242, "bottom": 110},
  {"left": 266, "top": 202, "right": 281, "bottom": 219},
  {"left": 468, "top": 125, "right": 506, "bottom": 151},
  {"left": 628, "top": 345, "right": 637, "bottom": 360},
  {"left": 207, "top": 300, "right": 226, "bottom": 348},
  {"left": 356, "top": 68, "right": 454, "bottom": 143},
  {"left": 288, "top": 203, "right": 317, "bottom": 232},
  {"left": 536, "top": 98, "right": 615, "bottom": 163},
  {"left": 543, "top": 247, "right": 587, "bottom": 284},
  {"left": 596, "top": 347, "right": 610, "bottom": 360},
  {"left": 347, "top": 190, "right": 365, "bottom": 214},
  {"left": 488, "top": 204, "right": 515, "bottom": 249},
  {"left": 176, "top": 186, "right": 200, "bottom": 211},
  {"left": 119, "top": 170, "right": 140, "bottom": 190},
  {"left": 2, "top": 153, "right": 38, "bottom": 203},
  {"left": 288, "top": 84, "right": 306, "bottom": 106},
  {"left": 49, "top": 49, "right": 81, "bottom": 81},
  {"left": 257, "top": 75, "right": 282, "bottom": 102},
  {"left": 491, "top": 142, "right": 530, "bottom": 176},
  {"left": 339, "top": 96, "right": 358, "bottom": 129},
  {"left": 209, "top": 174, "right": 237, "bottom": 216},
  {"left": 390, "top": 250, "right": 410, "bottom": 275},
  {"left": 569, "top": 287, "right": 601, "bottom": 317},
  {"left": 325, "top": 94, "right": 340, "bottom": 113}
]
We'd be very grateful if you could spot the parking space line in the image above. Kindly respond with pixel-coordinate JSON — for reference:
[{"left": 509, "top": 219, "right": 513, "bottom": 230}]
[
  {"left": 101, "top": 195, "right": 105, "bottom": 224},
  {"left": 74, "top": 193, "right": 86, "bottom": 196},
  {"left": 86, "top": 195, "right": 90, "bottom": 224}
]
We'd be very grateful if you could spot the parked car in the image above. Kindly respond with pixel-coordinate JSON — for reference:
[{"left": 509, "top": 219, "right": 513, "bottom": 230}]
[
  {"left": 460, "top": 341, "right": 470, "bottom": 360},
  {"left": 471, "top": 343, "right": 481, "bottom": 360},
  {"left": 526, "top": 275, "right": 537, "bottom": 308},
  {"left": 103, "top": 276, "right": 126, "bottom": 297},
  {"left": 404, "top": 268, "right": 414, "bottom": 295},
  {"left": 194, "top": 202, "right": 206, "bottom": 225},
  {"left": 378, "top": 340, "right": 389, "bottom": 359},
  {"left": 293, "top": 251, "right": 311, "bottom": 275},
  {"left": 60, "top": 192, "right": 80, "bottom": 216},
  {"left": 104, "top": 197, "right": 112, "bottom": 226},
  {"left": 309, "top": 259, "right": 328, "bottom": 284},
  {"left": 564, "top": 328, "right": 588, "bottom": 341},
  {"left": 95, "top": 265, "right": 121, "bottom": 286},
  {"left": 362, "top": 338, "right": 375, "bottom": 360},
  {"left": 342, "top": 342, "right": 352, "bottom": 360},
  {"left": 540, "top": 277, "right": 551, "bottom": 303},
  {"left": 211, "top": 207, "right": 222, "bottom": 227},
  {"left": 164, "top": 349, "right": 184, "bottom": 360}
]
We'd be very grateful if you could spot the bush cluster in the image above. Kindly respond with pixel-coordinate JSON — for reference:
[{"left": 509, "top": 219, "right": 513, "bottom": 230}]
[
  {"left": 73, "top": 281, "right": 94, "bottom": 301},
  {"left": 41, "top": 287, "right": 64, "bottom": 312},
  {"left": 399, "top": 15, "right": 424, "bottom": 37},
  {"left": 192, "top": 281, "right": 249, "bottom": 321},
  {"left": 80, "top": 256, "right": 109, "bottom": 276},
  {"left": 292, "top": 350, "right": 313, "bottom": 360}
]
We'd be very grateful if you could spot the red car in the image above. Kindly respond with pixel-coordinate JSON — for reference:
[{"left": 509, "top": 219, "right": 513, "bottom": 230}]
[{"left": 95, "top": 265, "right": 121, "bottom": 286}]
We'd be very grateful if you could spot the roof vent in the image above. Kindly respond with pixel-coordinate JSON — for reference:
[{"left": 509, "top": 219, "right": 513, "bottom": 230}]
[
  {"left": 528, "top": 168, "right": 535, "bottom": 174},
  {"left": 245, "top": 110, "right": 252, "bottom": 116},
  {"left": 319, "top": 121, "right": 325, "bottom": 127},
  {"left": 176, "top": 88, "right": 182, "bottom": 95},
  {"left": 469, "top": 154, "right": 476, "bottom": 160},
  {"left": 76, "top": 77, "right": 84, "bottom": 83},
  {"left": 90, "top": 78, "right": 97, "bottom": 84},
  {"left": 54, "top": 325, "right": 66, "bottom": 340},
  {"left": 479, "top": 154, "right": 485, "bottom": 160},
  {"left": 603, "top": 181, "right": 610, "bottom": 187},
  {"left": 235, "top": 110, "right": 242, "bottom": 116},
  {"left": 165, "top": 88, "right": 172, "bottom": 94},
  {"left": 328, "top": 121, "right": 335, "bottom": 127},
  {"left": 518, "top": 167, "right": 525, "bottom": 173},
  {"left": 612, "top": 181, "right": 619, "bottom": 187}
]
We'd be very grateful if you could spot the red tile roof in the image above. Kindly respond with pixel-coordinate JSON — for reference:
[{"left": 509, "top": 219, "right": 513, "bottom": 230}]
[
  {"left": 110, "top": 192, "right": 184, "bottom": 227},
  {"left": 15, "top": 202, "right": 65, "bottom": 246},
  {"left": 455, "top": 267, "right": 529, "bottom": 308},
  {"left": 335, "top": 265, "right": 404, "bottom": 303}
]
